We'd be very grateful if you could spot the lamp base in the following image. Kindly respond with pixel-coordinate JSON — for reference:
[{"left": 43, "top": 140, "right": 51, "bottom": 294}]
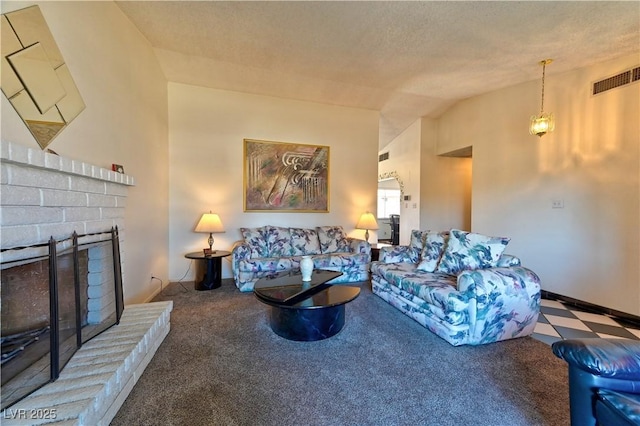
[{"left": 204, "top": 233, "right": 215, "bottom": 256}]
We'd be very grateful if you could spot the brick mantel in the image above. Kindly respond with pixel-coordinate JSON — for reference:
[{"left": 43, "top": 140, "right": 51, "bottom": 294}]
[{"left": 0, "top": 141, "right": 135, "bottom": 262}]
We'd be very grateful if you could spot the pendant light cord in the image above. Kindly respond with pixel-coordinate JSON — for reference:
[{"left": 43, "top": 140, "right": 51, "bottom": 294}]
[{"left": 540, "top": 61, "right": 546, "bottom": 115}]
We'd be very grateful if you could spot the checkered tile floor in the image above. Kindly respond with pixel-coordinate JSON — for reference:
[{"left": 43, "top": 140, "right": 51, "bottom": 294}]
[{"left": 531, "top": 299, "right": 640, "bottom": 346}]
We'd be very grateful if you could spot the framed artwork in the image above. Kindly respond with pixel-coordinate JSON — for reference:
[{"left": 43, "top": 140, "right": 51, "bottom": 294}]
[{"left": 244, "top": 139, "right": 329, "bottom": 212}]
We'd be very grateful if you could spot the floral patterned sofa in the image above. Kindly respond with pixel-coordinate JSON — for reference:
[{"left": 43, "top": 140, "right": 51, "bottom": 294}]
[
  {"left": 371, "top": 229, "right": 541, "bottom": 346},
  {"left": 232, "top": 225, "right": 371, "bottom": 292}
]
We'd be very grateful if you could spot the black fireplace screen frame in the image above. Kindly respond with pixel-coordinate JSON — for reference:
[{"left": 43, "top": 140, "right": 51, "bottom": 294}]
[{"left": 0, "top": 227, "right": 124, "bottom": 410}]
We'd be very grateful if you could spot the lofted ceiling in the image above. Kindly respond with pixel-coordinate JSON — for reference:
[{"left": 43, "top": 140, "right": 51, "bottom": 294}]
[{"left": 115, "top": 1, "right": 640, "bottom": 149}]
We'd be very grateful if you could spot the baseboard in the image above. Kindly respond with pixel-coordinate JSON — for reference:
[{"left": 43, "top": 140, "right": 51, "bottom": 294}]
[
  {"left": 144, "top": 286, "right": 163, "bottom": 303},
  {"left": 542, "top": 290, "right": 640, "bottom": 328}
]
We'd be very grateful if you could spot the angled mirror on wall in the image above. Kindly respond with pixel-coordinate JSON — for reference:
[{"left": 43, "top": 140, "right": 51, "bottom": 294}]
[{"left": 1, "top": 6, "right": 85, "bottom": 150}]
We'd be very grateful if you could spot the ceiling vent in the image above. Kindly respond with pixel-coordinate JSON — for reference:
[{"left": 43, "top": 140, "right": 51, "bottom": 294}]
[
  {"left": 378, "top": 152, "right": 389, "bottom": 162},
  {"left": 593, "top": 66, "right": 640, "bottom": 95}
]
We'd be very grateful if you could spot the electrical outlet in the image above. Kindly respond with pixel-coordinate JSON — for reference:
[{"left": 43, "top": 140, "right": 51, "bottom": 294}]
[{"left": 551, "top": 199, "right": 564, "bottom": 209}]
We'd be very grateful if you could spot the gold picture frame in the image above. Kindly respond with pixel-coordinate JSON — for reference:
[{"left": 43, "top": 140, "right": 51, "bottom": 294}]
[{"left": 244, "top": 139, "right": 329, "bottom": 212}]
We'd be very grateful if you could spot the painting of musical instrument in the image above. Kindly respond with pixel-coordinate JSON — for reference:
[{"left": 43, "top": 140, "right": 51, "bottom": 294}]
[{"left": 244, "top": 139, "right": 329, "bottom": 212}]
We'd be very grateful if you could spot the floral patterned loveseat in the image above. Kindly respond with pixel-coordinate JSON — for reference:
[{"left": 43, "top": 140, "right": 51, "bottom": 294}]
[
  {"left": 232, "top": 225, "right": 371, "bottom": 292},
  {"left": 371, "top": 229, "right": 541, "bottom": 346}
]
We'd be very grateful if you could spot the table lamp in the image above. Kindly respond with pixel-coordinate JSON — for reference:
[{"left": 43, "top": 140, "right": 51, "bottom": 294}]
[
  {"left": 356, "top": 212, "right": 379, "bottom": 243},
  {"left": 195, "top": 212, "right": 225, "bottom": 254}
]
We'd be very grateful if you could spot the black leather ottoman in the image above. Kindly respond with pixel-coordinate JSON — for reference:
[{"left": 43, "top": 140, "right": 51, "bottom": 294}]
[{"left": 552, "top": 338, "right": 640, "bottom": 426}]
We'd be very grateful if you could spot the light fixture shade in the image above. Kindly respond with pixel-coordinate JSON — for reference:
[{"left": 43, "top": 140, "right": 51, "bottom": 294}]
[
  {"left": 195, "top": 213, "right": 225, "bottom": 233},
  {"left": 356, "top": 212, "right": 379, "bottom": 230},
  {"left": 529, "top": 113, "right": 555, "bottom": 137}
]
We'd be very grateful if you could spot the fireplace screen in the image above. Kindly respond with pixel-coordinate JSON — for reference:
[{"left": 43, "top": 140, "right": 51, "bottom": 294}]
[{"left": 1, "top": 228, "right": 124, "bottom": 410}]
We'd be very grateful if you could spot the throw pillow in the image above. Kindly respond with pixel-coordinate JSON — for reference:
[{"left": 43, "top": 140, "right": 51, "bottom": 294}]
[
  {"left": 436, "top": 229, "right": 510, "bottom": 275},
  {"left": 496, "top": 254, "right": 521, "bottom": 267},
  {"left": 409, "top": 229, "right": 430, "bottom": 263},
  {"left": 316, "top": 226, "right": 350, "bottom": 254},
  {"left": 416, "top": 231, "right": 449, "bottom": 272},
  {"left": 290, "top": 227, "right": 322, "bottom": 255},
  {"left": 240, "top": 227, "right": 269, "bottom": 258},
  {"left": 263, "top": 226, "right": 292, "bottom": 257}
]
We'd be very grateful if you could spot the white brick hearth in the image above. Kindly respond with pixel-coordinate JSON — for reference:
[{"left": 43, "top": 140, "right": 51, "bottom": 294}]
[{"left": 1, "top": 302, "right": 173, "bottom": 425}]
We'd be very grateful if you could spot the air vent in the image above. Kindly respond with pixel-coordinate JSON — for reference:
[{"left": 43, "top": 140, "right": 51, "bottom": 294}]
[
  {"left": 593, "top": 66, "right": 640, "bottom": 95},
  {"left": 378, "top": 152, "right": 389, "bottom": 162}
]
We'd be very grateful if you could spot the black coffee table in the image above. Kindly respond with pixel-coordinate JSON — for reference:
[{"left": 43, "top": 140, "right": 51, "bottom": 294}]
[{"left": 253, "top": 270, "right": 360, "bottom": 341}]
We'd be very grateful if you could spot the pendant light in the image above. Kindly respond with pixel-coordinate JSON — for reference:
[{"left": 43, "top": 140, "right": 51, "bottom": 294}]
[{"left": 529, "top": 59, "right": 555, "bottom": 137}]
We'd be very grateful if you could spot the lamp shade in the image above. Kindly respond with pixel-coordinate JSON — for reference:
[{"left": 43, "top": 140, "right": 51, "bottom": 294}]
[
  {"left": 195, "top": 213, "right": 225, "bottom": 234},
  {"left": 356, "top": 212, "right": 379, "bottom": 230}
]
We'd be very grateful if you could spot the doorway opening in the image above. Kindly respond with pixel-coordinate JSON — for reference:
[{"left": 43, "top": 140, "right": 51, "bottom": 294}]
[{"left": 377, "top": 178, "right": 401, "bottom": 243}]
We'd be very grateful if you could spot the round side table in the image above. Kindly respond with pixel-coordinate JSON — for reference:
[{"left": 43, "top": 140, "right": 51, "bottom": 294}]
[{"left": 184, "top": 251, "right": 231, "bottom": 291}]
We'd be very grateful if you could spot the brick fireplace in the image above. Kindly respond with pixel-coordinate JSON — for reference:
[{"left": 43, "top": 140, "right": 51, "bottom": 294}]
[{"left": 1, "top": 142, "right": 171, "bottom": 424}]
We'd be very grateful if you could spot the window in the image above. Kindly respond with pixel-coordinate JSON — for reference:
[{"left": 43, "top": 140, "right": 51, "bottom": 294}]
[{"left": 377, "top": 189, "right": 401, "bottom": 218}]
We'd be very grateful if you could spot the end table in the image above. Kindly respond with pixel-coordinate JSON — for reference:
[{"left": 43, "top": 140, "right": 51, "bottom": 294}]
[
  {"left": 370, "top": 243, "right": 393, "bottom": 262},
  {"left": 184, "top": 250, "right": 231, "bottom": 291}
]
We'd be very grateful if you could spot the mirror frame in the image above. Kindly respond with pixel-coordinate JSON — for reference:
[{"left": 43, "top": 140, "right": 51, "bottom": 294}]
[{"left": 378, "top": 171, "right": 404, "bottom": 196}]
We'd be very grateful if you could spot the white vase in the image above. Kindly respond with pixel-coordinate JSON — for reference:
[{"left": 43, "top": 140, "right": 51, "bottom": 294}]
[{"left": 300, "top": 256, "right": 313, "bottom": 281}]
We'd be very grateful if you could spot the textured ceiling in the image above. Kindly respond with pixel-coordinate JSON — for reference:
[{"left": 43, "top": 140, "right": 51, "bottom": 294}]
[{"left": 115, "top": 1, "right": 640, "bottom": 148}]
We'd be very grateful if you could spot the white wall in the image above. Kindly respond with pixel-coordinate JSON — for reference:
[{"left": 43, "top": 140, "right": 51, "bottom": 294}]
[
  {"left": 419, "top": 117, "right": 472, "bottom": 232},
  {"left": 377, "top": 119, "right": 422, "bottom": 244},
  {"left": 438, "top": 54, "right": 640, "bottom": 315},
  {"left": 379, "top": 117, "right": 471, "bottom": 242},
  {"left": 0, "top": 1, "right": 169, "bottom": 304},
  {"left": 167, "top": 83, "right": 379, "bottom": 281}
]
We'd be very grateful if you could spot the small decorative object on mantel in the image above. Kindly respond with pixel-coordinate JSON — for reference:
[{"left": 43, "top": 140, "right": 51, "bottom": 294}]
[
  {"left": 112, "top": 164, "right": 125, "bottom": 174},
  {"left": 300, "top": 256, "right": 313, "bottom": 281}
]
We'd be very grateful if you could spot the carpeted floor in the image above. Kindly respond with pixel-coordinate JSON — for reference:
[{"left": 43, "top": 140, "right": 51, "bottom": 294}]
[{"left": 111, "top": 280, "right": 570, "bottom": 426}]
